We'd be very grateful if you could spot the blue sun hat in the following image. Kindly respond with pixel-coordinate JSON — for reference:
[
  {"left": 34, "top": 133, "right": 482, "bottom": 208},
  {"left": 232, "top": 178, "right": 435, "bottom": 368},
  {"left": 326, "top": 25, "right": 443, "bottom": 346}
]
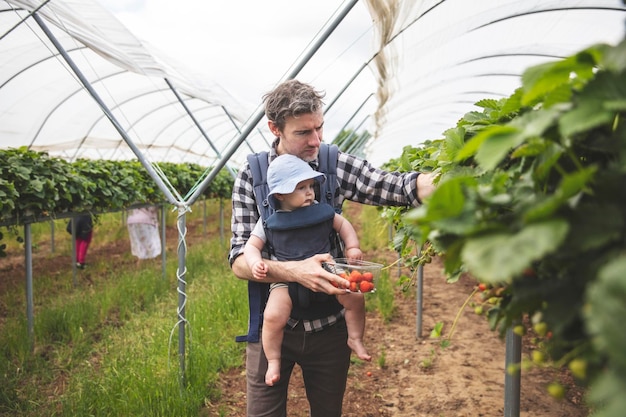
[{"left": 267, "top": 154, "right": 325, "bottom": 207}]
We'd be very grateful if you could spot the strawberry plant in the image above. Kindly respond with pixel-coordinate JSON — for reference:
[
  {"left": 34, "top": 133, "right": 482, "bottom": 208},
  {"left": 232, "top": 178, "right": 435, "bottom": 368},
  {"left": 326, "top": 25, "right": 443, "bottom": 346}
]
[{"left": 384, "top": 38, "right": 626, "bottom": 416}]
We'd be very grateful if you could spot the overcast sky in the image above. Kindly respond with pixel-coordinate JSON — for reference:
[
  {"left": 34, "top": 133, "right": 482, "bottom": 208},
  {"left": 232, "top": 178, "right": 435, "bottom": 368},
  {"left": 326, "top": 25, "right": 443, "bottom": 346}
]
[{"left": 97, "top": 0, "right": 377, "bottom": 120}]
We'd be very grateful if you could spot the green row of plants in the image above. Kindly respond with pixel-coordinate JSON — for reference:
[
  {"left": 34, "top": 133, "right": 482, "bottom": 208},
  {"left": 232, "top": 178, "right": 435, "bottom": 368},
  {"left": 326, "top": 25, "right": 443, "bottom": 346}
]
[
  {"left": 0, "top": 147, "right": 234, "bottom": 223},
  {"left": 383, "top": 38, "right": 626, "bottom": 416}
]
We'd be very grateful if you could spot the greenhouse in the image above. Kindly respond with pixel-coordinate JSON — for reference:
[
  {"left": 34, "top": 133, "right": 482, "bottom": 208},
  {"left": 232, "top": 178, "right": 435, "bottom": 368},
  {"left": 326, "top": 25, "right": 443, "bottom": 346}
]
[{"left": 1, "top": 1, "right": 625, "bottom": 416}]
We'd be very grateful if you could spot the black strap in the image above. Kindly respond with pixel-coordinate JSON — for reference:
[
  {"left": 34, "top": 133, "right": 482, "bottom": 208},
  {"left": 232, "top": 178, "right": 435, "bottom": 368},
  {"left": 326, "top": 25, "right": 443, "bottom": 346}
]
[{"left": 317, "top": 143, "right": 340, "bottom": 213}]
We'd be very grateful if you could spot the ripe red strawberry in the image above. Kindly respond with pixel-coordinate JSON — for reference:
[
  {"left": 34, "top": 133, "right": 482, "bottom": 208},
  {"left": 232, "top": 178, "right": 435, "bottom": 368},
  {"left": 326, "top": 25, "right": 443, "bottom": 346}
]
[
  {"left": 359, "top": 281, "right": 374, "bottom": 293},
  {"left": 349, "top": 270, "right": 362, "bottom": 282},
  {"left": 362, "top": 272, "right": 374, "bottom": 282}
]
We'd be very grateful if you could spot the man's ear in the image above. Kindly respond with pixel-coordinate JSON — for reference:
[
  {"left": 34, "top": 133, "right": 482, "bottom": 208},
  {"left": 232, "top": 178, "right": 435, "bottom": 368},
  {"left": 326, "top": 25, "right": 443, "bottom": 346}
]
[{"left": 268, "top": 120, "right": 281, "bottom": 137}]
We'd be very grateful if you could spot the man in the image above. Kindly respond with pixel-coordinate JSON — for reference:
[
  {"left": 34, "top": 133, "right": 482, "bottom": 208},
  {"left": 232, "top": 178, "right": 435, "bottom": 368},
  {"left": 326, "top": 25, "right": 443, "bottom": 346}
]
[{"left": 229, "top": 79, "right": 435, "bottom": 417}]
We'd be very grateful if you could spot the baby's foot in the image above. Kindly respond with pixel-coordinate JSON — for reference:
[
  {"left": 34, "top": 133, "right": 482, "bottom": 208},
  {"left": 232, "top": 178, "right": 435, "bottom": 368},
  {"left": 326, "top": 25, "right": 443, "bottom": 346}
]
[
  {"left": 265, "top": 359, "right": 281, "bottom": 386},
  {"left": 348, "top": 338, "right": 371, "bottom": 361}
]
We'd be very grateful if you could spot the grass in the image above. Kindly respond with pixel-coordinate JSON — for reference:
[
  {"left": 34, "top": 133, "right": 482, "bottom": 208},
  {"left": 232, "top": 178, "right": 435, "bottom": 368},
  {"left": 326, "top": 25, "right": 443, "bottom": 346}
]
[{"left": 0, "top": 201, "right": 395, "bottom": 416}]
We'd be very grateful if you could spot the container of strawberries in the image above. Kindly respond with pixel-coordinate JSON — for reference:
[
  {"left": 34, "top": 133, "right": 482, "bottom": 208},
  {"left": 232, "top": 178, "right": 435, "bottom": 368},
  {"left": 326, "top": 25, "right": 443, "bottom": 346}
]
[{"left": 325, "top": 258, "right": 384, "bottom": 293}]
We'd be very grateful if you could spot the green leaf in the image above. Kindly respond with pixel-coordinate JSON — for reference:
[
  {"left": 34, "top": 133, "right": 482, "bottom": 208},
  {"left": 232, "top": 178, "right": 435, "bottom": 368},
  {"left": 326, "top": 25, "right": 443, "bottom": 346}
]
[
  {"left": 564, "top": 203, "right": 623, "bottom": 253},
  {"left": 559, "top": 100, "right": 614, "bottom": 137},
  {"left": 532, "top": 142, "right": 564, "bottom": 182},
  {"left": 600, "top": 38, "right": 626, "bottom": 73},
  {"left": 587, "top": 369, "right": 626, "bottom": 417},
  {"left": 416, "top": 176, "right": 468, "bottom": 222},
  {"left": 456, "top": 125, "right": 517, "bottom": 163},
  {"left": 430, "top": 321, "right": 444, "bottom": 338},
  {"left": 461, "top": 220, "right": 569, "bottom": 283},
  {"left": 443, "top": 127, "right": 466, "bottom": 160},
  {"left": 510, "top": 106, "right": 561, "bottom": 138},
  {"left": 524, "top": 166, "right": 596, "bottom": 222},
  {"left": 560, "top": 71, "right": 626, "bottom": 137},
  {"left": 475, "top": 129, "right": 521, "bottom": 171},
  {"left": 586, "top": 256, "right": 626, "bottom": 372},
  {"left": 521, "top": 51, "right": 596, "bottom": 106}
]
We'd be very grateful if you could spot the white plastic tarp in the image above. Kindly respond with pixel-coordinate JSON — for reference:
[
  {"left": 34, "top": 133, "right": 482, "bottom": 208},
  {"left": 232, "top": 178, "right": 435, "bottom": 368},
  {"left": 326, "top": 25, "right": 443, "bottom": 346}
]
[
  {"left": 1, "top": 0, "right": 625, "bottom": 168},
  {"left": 1, "top": 0, "right": 256, "bottom": 168},
  {"left": 364, "top": 0, "right": 626, "bottom": 164}
]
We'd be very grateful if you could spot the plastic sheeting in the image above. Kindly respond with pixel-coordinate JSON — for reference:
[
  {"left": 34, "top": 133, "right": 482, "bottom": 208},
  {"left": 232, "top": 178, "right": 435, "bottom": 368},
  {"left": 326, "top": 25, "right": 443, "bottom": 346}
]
[
  {"left": 0, "top": 0, "right": 255, "bottom": 168},
  {"left": 1, "top": 0, "right": 625, "bottom": 168},
  {"left": 364, "top": 0, "right": 626, "bottom": 164}
]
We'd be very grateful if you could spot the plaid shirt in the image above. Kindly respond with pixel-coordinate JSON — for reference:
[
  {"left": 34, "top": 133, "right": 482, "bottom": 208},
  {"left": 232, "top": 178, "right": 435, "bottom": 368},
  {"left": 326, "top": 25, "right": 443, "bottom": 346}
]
[{"left": 229, "top": 140, "right": 421, "bottom": 332}]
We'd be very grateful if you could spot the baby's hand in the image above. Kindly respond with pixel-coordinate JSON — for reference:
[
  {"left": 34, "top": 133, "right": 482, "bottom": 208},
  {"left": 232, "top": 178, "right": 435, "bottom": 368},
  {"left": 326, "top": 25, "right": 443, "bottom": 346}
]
[
  {"left": 345, "top": 247, "right": 363, "bottom": 261},
  {"left": 252, "top": 260, "right": 269, "bottom": 279}
]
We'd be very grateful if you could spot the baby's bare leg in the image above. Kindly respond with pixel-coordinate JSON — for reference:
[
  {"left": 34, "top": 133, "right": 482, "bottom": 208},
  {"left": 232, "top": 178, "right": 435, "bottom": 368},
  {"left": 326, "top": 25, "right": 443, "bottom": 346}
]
[
  {"left": 262, "top": 286, "right": 292, "bottom": 386},
  {"left": 337, "top": 292, "right": 371, "bottom": 361}
]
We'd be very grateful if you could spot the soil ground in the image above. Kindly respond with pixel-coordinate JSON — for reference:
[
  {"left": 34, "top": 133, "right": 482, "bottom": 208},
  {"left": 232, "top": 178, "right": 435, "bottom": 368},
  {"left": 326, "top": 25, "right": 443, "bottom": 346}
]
[{"left": 0, "top": 203, "right": 588, "bottom": 416}]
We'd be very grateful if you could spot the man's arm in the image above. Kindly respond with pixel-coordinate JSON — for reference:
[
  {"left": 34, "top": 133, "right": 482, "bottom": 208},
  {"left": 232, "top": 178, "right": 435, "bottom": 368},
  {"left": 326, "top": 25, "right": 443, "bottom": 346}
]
[{"left": 336, "top": 152, "right": 434, "bottom": 208}]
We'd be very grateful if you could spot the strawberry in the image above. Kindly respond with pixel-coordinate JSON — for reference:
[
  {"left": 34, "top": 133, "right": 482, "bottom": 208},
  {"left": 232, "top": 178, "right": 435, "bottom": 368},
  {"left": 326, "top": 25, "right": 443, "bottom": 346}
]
[
  {"left": 359, "top": 281, "right": 374, "bottom": 293},
  {"left": 362, "top": 272, "right": 374, "bottom": 282},
  {"left": 349, "top": 282, "right": 358, "bottom": 292},
  {"left": 349, "top": 270, "right": 362, "bottom": 282}
]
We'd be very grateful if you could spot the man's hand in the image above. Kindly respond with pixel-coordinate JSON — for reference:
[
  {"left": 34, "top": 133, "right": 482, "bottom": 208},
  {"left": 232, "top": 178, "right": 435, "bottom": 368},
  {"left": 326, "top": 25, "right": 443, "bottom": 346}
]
[
  {"left": 417, "top": 172, "right": 436, "bottom": 202},
  {"left": 281, "top": 254, "right": 350, "bottom": 295},
  {"left": 231, "top": 253, "right": 349, "bottom": 295}
]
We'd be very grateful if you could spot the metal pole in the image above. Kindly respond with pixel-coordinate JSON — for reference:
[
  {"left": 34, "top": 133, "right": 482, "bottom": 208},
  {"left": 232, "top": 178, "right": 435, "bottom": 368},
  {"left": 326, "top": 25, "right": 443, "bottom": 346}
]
[
  {"left": 50, "top": 220, "right": 55, "bottom": 253},
  {"left": 504, "top": 327, "right": 522, "bottom": 417},
  {"left": 31, "top": 13, "right": 179, "bottom": 205},
  {"left": 161, "top": 204, "right": 167, "bottom": 280},
  {"left": 325, "top": 62, "right": 369, "bottom": 113},
  {"left": 70, "top": 216, "right": 77, "bottom": 287},
  {"left": 416, "top": 246, "right": 423, "bottom": 339},
  {"left": 176, "top": 207, "right": 188, "bottom": 386},
  {"left": 344, "top": 115, "right": 371, "bottom": 155},
  {"left": 221, "top": 105, "right": 255, "bottom": 154},
  {"left": 165, "top": 78, "right": 237, "bottom": 179},
  {"left": 219, "top": 198, "right": 225, "bottom": 245},
  {"left": 24, "top": 223, "right": 34, "bottom": 352},
  {"left": 185, "top": 0, "right": 361, "bottom": 206},
  {"left": 203, "top": 198, "right": 207, "bottom": 237},
  {"left": 335, "top": 94, "right": 373, "bottom": 138}
]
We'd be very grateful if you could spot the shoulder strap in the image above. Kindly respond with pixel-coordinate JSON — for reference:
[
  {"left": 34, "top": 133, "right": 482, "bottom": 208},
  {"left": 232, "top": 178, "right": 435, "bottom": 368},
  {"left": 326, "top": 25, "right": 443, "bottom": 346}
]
[
  {"left": 318, "top": 143, "right": 341, "bottom": 214},
  {"left": 236, "top": 151, "right": 272, "bottom": 344},
  {"left": 247, "top": 151, "right": 273, "bottom": 221}
]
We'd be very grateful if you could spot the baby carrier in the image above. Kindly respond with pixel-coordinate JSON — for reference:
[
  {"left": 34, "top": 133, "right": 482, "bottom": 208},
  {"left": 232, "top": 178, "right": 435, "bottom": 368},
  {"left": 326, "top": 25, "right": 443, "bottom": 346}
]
[{"left": 236, "top": 144, "right": 344, "bottom": 343}]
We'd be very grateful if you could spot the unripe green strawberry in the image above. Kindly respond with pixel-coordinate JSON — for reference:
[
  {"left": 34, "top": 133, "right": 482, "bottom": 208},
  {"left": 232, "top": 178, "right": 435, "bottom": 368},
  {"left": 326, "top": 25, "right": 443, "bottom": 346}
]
[
  {"left": 547, "top": 382, "right": 565, "bottom": 400},
  {"left": 513, "top": 325, "right": 525, "bottom": 336},
  {"left": 568, "top": 358, "right": 587, "bottom": 379},
  {"left": 532, "top": 350, "right": 545, "bottom": 364},
  {"left": 533, "top": 322, "right": 548, "bottom": 337}
]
